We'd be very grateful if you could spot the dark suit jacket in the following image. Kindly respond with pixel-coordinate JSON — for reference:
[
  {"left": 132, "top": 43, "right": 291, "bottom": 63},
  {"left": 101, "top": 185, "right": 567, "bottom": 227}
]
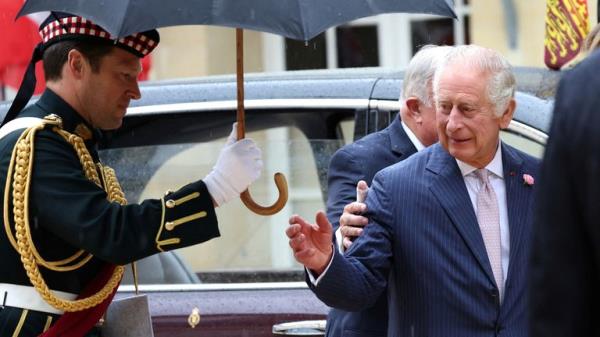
[
  {"left": 325, "top": 116, "right": 417, "bottom": 337},
  {"left": 530, "top": 51, "right": 600, "bottom": 337},
  {"left": 313, "top": 142, "right": 539, "bottom": 337}
]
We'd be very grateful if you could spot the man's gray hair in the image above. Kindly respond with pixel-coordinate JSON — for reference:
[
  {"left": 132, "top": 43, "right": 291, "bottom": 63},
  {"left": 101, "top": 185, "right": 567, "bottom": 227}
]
[
  {"left": 433, "top": 45, "right": 516, "bottom": 116},
  {"left": 401, "top": 45, "right": 453, "bottom": 107}
]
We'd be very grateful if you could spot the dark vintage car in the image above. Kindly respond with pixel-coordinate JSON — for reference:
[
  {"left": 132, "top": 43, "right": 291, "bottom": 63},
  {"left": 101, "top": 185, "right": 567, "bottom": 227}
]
[{"left": 0, "top": 67, "right": 560, "bottom": 336}]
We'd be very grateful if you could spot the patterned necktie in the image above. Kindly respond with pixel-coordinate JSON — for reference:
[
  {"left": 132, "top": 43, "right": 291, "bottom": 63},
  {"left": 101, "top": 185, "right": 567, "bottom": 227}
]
[{"left": 475, "top": 168, "right": 504, "bottom": 301}]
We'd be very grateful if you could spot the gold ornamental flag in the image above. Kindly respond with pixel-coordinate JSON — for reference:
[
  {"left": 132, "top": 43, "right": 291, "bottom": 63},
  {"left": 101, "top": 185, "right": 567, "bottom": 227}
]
[{"left": 544, "top": 0, "right": 589, "bottom": 70}]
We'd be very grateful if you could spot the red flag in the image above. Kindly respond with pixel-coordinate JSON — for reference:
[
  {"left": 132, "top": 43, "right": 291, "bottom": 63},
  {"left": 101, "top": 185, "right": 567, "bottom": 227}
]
[
  {"left": 140, "top": 55, "right": 152, "bottom": 81},
  {"left": 0, "top": 0, "right": 45, "bottom": 96},
  {"left": 1, "top": 2, "right": 152, "bottom": 100},
  {"left": 544, "top": 0, "right": 590, "bottom": 70}
]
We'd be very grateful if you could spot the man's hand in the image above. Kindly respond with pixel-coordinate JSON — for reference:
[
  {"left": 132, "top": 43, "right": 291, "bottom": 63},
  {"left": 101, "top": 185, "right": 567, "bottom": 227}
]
[
  {"left": 339, "top": 180, "right": 369, "bottom": 249},
  {"left": 286, "top": 211, "right": 333, "bottom": 275},
  {"left": 204, "top": 123, "right": 263, "bottom": 206}
]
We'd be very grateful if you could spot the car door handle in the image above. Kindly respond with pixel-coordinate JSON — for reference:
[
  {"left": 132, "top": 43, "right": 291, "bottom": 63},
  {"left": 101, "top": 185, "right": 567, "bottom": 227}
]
[{"left": 272, "top": 320, "right": 326, "bottom": 336}]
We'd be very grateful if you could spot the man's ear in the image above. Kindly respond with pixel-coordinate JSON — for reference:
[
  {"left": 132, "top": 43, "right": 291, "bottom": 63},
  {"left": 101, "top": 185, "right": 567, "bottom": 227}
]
[
  {"left": 499, "top": 98, "right": 516, "bottom": 129},
  {"left": 66, "top": 49, "right": 85, "bottom": 79},
  {"left": 405, "top": 97, "right": 422, "bottom": 123}
]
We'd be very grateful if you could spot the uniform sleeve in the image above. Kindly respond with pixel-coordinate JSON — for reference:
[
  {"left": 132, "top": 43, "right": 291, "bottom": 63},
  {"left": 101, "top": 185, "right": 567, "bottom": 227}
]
[{"left": 27, "top": 130, "right": 219, "bottom": 265}]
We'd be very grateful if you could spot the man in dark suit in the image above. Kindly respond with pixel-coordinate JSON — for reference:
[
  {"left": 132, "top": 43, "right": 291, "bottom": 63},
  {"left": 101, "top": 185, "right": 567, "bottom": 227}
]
[
  {"left": 325, "top": 45, "right": 451, "bottom": 337},
  {"left": 0, "top": 12, "right": 262, "bottom": 337},
  {"left": 529, "top": 50, "right": 600, "bottom": 337},
  {"left": 287, "top": 45, "right": 540, "bottom": 336}
]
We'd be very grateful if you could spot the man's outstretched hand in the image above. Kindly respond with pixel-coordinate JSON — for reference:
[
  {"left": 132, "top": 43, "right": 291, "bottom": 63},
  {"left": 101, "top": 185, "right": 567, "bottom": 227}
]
[{"left": 286, "top": 211, "right": 334, "bottom": 276}]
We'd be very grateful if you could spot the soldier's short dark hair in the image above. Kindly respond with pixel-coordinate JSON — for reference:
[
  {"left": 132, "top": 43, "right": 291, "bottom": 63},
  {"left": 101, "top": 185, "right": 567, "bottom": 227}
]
[{"left": 43, "top": 40, "right": 114, "bottom": 81}]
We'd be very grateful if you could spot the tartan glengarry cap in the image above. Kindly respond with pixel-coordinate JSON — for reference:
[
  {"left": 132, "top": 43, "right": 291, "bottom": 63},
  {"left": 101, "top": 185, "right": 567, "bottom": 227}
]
[
  {"left": 1, "top": 12, "right": 160, "bottom": 127},
  {"left": 39, "top": 12, "right": 159, "bottom": 58}
]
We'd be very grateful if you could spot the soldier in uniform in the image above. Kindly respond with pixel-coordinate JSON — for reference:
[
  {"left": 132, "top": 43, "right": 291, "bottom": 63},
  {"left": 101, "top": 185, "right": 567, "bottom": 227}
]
[{"left": 0, "top": 12, "right": 263, "bottom": 337}]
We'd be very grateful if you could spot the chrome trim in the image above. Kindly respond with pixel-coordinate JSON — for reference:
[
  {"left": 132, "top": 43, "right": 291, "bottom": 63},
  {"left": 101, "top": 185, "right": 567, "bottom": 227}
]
[
  {"left": 126, "top": 98, "right": 547, "bottom": 145},
  {"left": 273, "top": 320, "right": 327, "bottom": 335},
  {"left": 117, "top": 281, "right": 310, "bottom": 293},
  {"left": 371, "top": 99, "right": 401, "bottom": 111},
  {"left": 126, "top": 99, "right": 371, "bottom": 116},
  {"left": 507, "top": 120, "right": 548, "bottom": 145}
]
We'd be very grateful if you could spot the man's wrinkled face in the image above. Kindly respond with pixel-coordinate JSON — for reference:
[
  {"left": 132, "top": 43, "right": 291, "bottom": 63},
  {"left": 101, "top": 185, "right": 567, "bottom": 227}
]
[
  {"left": 435, "top": 63, "right": 513, "bottom": 168},
  {"left": 79, "top": 48, "right": 142, "bottom": 130}
]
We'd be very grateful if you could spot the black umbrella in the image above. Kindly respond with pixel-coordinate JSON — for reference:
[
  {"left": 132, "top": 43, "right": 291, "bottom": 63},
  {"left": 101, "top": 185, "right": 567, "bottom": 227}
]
[
  {"left": 18, "top": 0, "right": 455, "bottom": 40},
  {"left": 17, "top": 0, "right": 456, "bottom": 215}
]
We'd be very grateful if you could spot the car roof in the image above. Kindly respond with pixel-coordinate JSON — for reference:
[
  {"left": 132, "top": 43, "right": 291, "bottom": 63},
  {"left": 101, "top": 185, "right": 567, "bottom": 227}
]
[
  {"left": 132, "top": 66, "right": 559, "bottom": 103},
  {"left": 0, "top": 66, "right": 560, "bottom": 133}
]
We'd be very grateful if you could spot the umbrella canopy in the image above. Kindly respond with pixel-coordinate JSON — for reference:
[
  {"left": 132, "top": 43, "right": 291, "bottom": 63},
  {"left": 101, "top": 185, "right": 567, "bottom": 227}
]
[
  {"left": 18, "top": 0, "right": 456, "bottom": 40},
  {"left": 15, "top": 0, "right": 456, "bottom": 216}
]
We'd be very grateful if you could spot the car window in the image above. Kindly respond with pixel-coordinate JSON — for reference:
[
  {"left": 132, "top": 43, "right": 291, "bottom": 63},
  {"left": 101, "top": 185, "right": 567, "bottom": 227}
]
[
  {"left": 500, "top": 117, "right": 547, "bottom": 159},
  {"left": 339, "top": 119, "right": 355, "bottom": 145},
  {"left": 101, "top": 126, "right": 342, "bottom": 283},
  {"left": 500, "top": 129, "right": 544, "bottom": 159}
]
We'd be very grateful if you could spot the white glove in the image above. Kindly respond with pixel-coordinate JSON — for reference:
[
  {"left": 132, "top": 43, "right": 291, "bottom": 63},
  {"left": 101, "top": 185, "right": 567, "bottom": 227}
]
[{"left": 204, "top": 123, "right": 263, "bottom": 206}]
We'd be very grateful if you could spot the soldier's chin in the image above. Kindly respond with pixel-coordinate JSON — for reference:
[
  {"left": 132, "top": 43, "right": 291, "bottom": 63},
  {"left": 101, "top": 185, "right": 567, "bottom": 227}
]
[{"left": 101, "top": 120, "right": 123, "bottom": 131}]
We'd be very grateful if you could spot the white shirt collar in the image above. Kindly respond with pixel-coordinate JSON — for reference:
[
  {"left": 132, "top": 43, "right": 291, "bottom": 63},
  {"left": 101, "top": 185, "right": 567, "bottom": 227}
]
[
  {"left": 401, "top": 121, "right": 426, "bottom": 152},
  {"left": 456, "top": 142, "right": 504, "bottom": 179}
]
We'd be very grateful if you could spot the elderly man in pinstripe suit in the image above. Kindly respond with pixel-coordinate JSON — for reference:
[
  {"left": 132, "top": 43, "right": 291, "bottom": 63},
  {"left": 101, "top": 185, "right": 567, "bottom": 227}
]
[{"left": 287, "top": 45, "right": 540, "bottom": 337}]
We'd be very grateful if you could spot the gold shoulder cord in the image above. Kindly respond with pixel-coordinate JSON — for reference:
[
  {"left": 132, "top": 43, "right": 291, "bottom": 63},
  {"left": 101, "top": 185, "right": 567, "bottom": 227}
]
[{"left": 3, "top": 115, "right": 125, "bottom": 312}]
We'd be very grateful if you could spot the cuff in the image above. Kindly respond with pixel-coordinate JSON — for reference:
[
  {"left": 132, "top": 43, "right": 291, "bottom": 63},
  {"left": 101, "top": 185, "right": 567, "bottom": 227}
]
[{"left": 306, "top": 244, "right": 335, "bottom": 286}]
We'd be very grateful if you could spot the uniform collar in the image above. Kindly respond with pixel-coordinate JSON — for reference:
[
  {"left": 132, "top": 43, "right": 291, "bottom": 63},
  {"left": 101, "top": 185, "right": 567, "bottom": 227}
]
[{"left": 33, "top": 89, "right": 101, "bottom": 142}]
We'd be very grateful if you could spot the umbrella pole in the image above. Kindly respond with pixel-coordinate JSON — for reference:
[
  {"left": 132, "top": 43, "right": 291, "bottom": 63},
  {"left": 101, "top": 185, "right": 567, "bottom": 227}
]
[
  {"left": 236, "top": 28, "right": 289, "bottom": 216},
  {"left": 236, "top": 28, "right": 245, "bottom": 139}
]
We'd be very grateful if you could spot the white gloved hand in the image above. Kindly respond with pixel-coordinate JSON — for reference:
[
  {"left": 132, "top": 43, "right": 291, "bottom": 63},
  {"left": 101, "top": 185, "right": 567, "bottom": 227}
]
[{"left": 204, "top": 123, "right": 263, "bottom": 206}]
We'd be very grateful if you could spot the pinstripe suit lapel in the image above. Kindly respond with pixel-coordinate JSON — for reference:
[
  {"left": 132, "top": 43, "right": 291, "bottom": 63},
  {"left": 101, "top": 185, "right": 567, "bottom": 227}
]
[
  {"left": 501, "top": 144, "right": 529, "bottom": 292},
  {"left": 426, "top": 144, "right": 497, "bottom": 286}
]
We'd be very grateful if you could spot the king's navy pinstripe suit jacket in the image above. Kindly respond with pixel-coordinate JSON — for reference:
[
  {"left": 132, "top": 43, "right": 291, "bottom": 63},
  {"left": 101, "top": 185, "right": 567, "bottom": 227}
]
[{"left": 311, "top": 142, "right": 540, "bottom": 337}]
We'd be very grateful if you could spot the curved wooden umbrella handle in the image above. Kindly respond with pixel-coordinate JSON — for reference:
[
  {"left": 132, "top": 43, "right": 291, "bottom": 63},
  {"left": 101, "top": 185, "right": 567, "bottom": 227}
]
[
  {"left": 240, "top": 172, "right": 288, "bottom": 215},
  {"left": 236, "top": 28, "right": 288, "bottom": 216}
]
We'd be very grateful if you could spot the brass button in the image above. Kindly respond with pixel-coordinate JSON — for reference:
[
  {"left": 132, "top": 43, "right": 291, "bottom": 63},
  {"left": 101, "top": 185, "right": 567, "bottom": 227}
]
[
  {"left": 165, "top": 199, "right": 175, "bottom": 208},
  {"left": 164, "top": 190, "right": 174, "bottom": 196},
  {"left": 165, "top": 222, "right": 175, "bottom": 231}
]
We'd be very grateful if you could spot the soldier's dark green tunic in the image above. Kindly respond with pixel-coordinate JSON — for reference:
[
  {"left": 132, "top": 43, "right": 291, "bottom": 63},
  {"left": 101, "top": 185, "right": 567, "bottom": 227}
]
[{"left": 0, "top": 90, "right": 220, "bottom": 336}]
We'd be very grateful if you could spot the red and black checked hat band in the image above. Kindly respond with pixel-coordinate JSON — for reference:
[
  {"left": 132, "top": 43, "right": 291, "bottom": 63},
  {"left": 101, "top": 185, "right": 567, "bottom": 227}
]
[
  {"left": 40, "top": 16, "right": 158, "bottom": 58},
  {"left": 2, "top": 12, "right": 159, "bottom": 127}
]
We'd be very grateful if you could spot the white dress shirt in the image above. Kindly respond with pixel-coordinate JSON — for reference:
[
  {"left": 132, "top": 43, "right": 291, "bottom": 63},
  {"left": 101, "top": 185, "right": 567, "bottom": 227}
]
[{"left": 456, "top": 142, "right": 510, "bottom": 283}]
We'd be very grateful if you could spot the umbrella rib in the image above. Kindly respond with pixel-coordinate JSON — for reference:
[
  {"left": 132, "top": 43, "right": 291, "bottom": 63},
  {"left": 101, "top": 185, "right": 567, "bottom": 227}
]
[
  {"left": 115, "top": 0, "right": 132, "bottom": 37},
  {"left": 295, "top": 0, "right": 310, "bottom": 41}
]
